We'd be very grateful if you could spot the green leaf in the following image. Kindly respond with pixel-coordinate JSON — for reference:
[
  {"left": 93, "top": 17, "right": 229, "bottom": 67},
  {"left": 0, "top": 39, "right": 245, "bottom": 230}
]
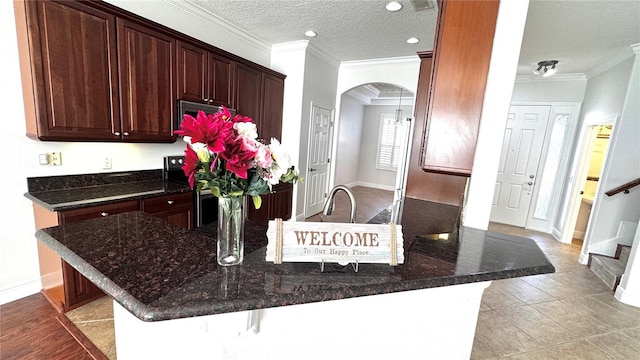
[{"left": 252, "top": 195, "right": 262, "bottom": 209}]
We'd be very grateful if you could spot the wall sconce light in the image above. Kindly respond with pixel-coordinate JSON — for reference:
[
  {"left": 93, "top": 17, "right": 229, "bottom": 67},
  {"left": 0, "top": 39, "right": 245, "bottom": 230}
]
[{"left": 533, "top": 60, "right": 559, "bottom": 77}]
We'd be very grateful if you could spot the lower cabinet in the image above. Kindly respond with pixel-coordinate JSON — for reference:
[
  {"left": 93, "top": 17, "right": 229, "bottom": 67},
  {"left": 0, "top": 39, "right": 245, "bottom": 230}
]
[
  {"left": 54, "top": 193, "right": 193, "bottom": 311},
  {"left": 247, "top": 182, "right": 293, "bottom": 225},
  {"left": 140, "top": 192, "right": 194, "bottom": 230}
]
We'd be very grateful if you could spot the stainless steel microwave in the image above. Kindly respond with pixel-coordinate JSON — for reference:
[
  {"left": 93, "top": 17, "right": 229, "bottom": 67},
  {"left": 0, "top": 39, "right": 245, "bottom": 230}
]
[{"left": 175, "top": 100, "right": 236, "bottom": 135}]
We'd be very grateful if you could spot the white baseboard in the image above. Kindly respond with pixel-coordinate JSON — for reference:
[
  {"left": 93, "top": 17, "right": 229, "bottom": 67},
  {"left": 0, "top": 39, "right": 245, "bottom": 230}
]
[
  {"left": 354, "top": 182, "right": 395, "bottom": 191},
  {"left": 0, "top": 279, "right": 41, "bottom": 305},
  {"left": 615, "top": 281, "right": 640, "bottom": 308},
  {"left": 551, "top": 227, "right": 562, "bottom": 241},
  {"left": 578, "top": 252, "right": 590, "bottom": 265},
  {"left": 573, "top": 230, "right": 585, "bottom": 240}
]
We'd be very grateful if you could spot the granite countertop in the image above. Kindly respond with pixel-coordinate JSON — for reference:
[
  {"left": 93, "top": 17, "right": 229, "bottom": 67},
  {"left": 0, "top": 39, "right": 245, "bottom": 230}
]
[
  {"left": 35, "top": 197, "right": 555, "bottom": 322},
  {"left": 25, "top": 170, "right": 192, "bottom": 211}
]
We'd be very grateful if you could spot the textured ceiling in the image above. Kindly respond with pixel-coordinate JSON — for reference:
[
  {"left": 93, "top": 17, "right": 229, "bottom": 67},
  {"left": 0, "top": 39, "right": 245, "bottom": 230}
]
[
  {"left": 184, "top": 0, "right": 438, "bottom": 62},
  {"left": 518, "top": 0, "right": 640, "bottom": 77},
  {"left": 178, "top": 0, "right": 640, "bottom": 79}
]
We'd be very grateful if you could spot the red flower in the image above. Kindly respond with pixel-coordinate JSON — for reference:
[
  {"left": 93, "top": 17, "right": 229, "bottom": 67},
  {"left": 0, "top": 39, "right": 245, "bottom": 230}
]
[
  {"left": 174, "top": 110, "right": 233, "bottom": 153},
  {"left": 221, "top": 136, "right": 258, "bottom": 179},
  {"left": 181, "top": 146, "right": 200, "bottom": 188}
]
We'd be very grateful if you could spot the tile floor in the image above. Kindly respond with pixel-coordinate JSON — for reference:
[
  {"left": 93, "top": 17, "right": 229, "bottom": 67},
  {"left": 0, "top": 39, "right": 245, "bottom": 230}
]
[
  {"left": 65, "top": 296, "right": 116, "bottom": 360},
  {"left": 67, "top": 188, "right": 640, "bottom": 359},
  {"left": 473, "top": 222, "right": 640, "bottom": 359}
]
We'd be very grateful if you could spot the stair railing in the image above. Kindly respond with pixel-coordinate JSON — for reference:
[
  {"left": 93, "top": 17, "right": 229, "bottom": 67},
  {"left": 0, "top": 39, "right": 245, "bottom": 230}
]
[{"left": 605, "top": 177, "right": 640, "bottom": 196}]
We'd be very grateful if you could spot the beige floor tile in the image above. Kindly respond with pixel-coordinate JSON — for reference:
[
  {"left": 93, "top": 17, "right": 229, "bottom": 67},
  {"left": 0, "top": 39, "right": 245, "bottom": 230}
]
[
  {"left": 497, "top": 305, "right": 572, "bottom": 346},
  {"left": 65, "top": 296, "right": 113, "bottom": 323},
  {"left": 481, "top": 286, "right": 526, "bottom": 309},
  {"left": 495, "top": 278, "right": 556, "bottom": 304},
  {"left": 502, "top": 339, "right": 615, "bottom": 360},
  {"left": 586, "top": 329, "right": 640, "bottom": 359},
  {"left": 470, "top": 310, "right": 539, "bottom": 359}
]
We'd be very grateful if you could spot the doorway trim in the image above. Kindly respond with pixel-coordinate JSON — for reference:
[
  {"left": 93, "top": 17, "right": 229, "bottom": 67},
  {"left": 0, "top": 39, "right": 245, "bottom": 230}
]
[
  {"left": 558, "top": 115, "right": 618, "bottom": 250},
  {"left": 497, "top": 101, "right": 582, "bottom": 233}
]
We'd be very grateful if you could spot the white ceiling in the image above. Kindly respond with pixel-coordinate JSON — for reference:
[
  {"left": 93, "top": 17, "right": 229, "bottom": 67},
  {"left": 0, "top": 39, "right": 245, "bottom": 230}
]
[{"left": 178, "top": 0, "right": 640, "bottom": 80}]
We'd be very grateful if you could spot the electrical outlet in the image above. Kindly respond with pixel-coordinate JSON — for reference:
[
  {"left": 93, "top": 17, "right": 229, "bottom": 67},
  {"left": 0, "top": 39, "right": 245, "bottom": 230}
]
[
  {"left": 103, "top": 157, "right": 112, "bottom": 169},
  {"left": 49, "top": 152, "right": 61, "bottom": 166},
  {"left": 39, "top": 154, "right": 49, "bottom": 165}
]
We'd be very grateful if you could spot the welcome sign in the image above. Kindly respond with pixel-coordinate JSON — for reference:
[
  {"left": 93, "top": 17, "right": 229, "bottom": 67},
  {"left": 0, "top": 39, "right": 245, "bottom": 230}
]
[{"left": 265, "top": 219, "right": 404, "bottom": 266}]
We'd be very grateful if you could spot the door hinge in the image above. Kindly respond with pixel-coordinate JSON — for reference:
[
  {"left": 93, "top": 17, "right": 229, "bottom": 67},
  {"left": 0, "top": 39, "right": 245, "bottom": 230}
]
[{"left": 327, "top": 158, "right": 330, "bottom": 163}]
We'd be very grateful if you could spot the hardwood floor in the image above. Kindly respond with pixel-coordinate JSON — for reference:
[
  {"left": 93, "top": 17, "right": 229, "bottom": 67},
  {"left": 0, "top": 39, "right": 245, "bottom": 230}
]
[{"left": 0, "top": 294, "right": 93, "bottom": 360}]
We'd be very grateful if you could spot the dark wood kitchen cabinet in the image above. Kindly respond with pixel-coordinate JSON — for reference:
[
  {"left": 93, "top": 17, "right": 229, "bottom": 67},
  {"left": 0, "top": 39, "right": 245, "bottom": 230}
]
[
  {"left": 177, "top": 41, "right": 235, "bottom": 108},
  {"left": 235, "top": 64, "right": 285, "bottom": 141},
  {"left": 117, "top": 19, "right": 176, "bottom": 142},
  {"left": 405, "top": 52, "right": 468, "bottom": 206},
  {"left": 260, "top": 73, "right": 285, "bottom": 141},
  {"left": 140, "top": 192, "right": 194, "bottom": 230},
  {"left": 420, "top": 0, "right": 499, "bottom": 176},
  {"left": 234, "top": 63, "right": 263, "bottom": 122},
  {"left": 15, "top": 0, "right": 176, "bottom": 143},
  {"left": 15, "top": 0, "right": 121, "bottom": 141},
  {"left": 247, "top": 182, "right": 293, "bottom": 224}
]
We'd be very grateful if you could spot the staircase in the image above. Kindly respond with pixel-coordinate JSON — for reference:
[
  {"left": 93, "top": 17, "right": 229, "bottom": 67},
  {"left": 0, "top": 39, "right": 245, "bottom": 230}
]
[{"left": 588, "top": 244, "right": 632, "bottom": 291}]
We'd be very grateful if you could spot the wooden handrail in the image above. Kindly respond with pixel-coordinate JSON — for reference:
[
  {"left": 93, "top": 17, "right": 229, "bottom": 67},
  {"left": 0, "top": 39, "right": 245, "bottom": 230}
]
[{"left": 605, "top": 178, "right": 640, "bottom": 196}]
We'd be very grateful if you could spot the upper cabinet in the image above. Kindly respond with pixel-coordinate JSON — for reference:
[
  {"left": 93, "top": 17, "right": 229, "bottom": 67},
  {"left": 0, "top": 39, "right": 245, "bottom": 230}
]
[
  {"left": 420, "top": 0, "right": 500, "bottom": 176},
  {"left": 235, "top": 64, "right": 285, "bottom": 141},
  {"left": 15, "top": 0, "right": 285, "bottom": 144},
  {"left": 176, "top": 41, "right": 234, "bottom": 108},
  {"left": 117, "top": 19, "right": 176, "bottom": 142},
  {"left": 17, "top": 1, "right": 120, "bottom": 141}
]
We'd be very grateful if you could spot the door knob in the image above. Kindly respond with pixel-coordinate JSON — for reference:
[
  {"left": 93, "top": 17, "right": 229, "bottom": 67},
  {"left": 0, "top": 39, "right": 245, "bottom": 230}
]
[
  {"left": 309, "top": 168, "right": 317, "bottom": 172},
  {"left": 527, "top": 182, "right": 533, "bottom": 186},
  {"left": 529, "top": 175, "right": 535, "bottom": 178}
]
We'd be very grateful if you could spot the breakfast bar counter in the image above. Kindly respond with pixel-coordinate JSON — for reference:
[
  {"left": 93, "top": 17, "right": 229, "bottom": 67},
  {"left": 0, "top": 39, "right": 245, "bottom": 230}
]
[{"left": 35, "top": 198, "right": 554, "bottom": 359}]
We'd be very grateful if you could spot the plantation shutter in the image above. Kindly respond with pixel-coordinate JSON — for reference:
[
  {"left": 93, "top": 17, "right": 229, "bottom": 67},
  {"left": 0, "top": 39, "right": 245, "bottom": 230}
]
[{"left": 377, "top": 115, "right": 404, "bottom": 171}]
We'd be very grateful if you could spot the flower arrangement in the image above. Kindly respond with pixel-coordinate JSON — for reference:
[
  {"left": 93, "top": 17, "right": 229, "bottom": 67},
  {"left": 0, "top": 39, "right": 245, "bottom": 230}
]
[{"left": 175, "top": 106, "right": 299, "bottom": 209}]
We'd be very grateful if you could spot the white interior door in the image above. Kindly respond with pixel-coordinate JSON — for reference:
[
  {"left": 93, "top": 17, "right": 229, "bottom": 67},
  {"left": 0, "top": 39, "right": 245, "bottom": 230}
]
[
  {"left": 490, "top": 105, "right": 551, "bottom": 227},
  {"left": 305, "top": 105, "right": 333, "bottom": 217}
]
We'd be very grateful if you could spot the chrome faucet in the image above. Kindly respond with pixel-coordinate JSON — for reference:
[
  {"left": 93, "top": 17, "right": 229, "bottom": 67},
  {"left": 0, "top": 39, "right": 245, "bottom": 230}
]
[{"left": 322, "top": 185, "right": 357, "bottom": 223}]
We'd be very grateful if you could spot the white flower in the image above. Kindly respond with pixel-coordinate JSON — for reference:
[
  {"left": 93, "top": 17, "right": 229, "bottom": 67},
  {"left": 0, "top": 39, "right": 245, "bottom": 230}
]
[
  {"left": 269, "top": 138, "right": 291, "bottom": 170},
  {"left": 234, "top": 122, "right": 258, "bottom": 139}
]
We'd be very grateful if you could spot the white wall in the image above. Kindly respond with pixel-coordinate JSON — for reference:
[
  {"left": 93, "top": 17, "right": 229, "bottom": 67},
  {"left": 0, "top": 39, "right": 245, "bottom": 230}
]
[
  {"left": 512, "top": 78, "right": 587, "bottom": 103},
  {"left": 356, "top": 105, "right": 412, "bottom": 190},
  {"left": 334, "top": 94, "right": 364, "bottom": 186},
  {"left": 582, "top": 54, "right": 640, "bottom": 256},
  {"left": 0, "top": 0, "right": 271, "bottom": 303}
]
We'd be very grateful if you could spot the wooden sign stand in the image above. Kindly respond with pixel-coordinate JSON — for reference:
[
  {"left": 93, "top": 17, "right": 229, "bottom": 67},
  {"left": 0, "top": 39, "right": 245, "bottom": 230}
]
[{"left": 265, "top": 219, "right": 404, "bottom": 267}]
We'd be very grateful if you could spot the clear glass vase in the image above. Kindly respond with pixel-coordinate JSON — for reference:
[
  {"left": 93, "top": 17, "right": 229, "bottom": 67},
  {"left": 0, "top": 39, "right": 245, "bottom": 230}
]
[{"left": 217, "top": 196, "right": 245, "bottom": 266}]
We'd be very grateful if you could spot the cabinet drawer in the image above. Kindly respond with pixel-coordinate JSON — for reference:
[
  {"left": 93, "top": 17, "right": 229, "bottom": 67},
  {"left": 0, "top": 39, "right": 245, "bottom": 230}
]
[
  {"left": 140, "top": 192, "right": 193, "bottom": 214},
  {"left": 59, "top": 200, "right": 139, "bottom": 224}
]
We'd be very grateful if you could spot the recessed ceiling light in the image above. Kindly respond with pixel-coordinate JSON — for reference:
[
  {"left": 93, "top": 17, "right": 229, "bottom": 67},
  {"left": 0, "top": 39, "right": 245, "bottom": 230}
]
[
  {"left": 305, "top": 30, "right": 317, "bottom": 38},
  {"left": 386, "top": 1, "right": 403, "bottom": 12},
  {"left": 406, "top": 37, "right": 420, "bottom": 44}
]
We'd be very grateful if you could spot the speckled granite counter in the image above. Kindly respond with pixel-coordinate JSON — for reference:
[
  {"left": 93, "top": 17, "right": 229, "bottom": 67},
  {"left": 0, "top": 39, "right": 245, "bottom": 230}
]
[
  {"left": 35, "top": 198, "right": 554, "bottom": 322},
  {"left": 24, "top": 170, "right": 191, "bottom": 211}
]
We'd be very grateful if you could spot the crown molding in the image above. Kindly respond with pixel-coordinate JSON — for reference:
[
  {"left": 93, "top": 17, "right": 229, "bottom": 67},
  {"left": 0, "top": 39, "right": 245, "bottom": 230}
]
[
  {"left": 515, "top": 73, "right": 587, "bottom": 82},
  {"left": 306, "top": 43, "right": 341, "bottom": 68},
  {"left": 162, "top": 0, "right": 271, "bottom": 55},
  {"left": 340, "top": 55, "right": 420, "bottom": 69},
  {"left": 271, "top": 40, "right": 309, "bottom": 54},
  {"left": 586, "top": 44, "right": 638, "bottom": 79}
]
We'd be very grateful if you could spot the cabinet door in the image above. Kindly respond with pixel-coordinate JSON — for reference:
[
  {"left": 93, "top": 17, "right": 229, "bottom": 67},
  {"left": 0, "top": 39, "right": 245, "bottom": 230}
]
[
  {"left": 421, "top": 0, "right": 499, "bottom": 175},
  {"left": 140, "top": 192, "right": 194, "bottom": 229},
  {"left": 246, "top": 183, "right": 293, "bottom": 225},
  {"left": 25, "top": 0, "right": 120, "bottom": 141},
  {"left": 117, "top": 19, "right": 176, "bottom": 142},
  {"left": 234, "top": 63, "right": 262, "bottom": 123},
  {"left": 261, "top": 73, "right": 285, "bottom": 141},
  {"left": 176, "top": 41, "right": 208, "bottom": 103},
  {"left": 58, "top": 200, "right": 139, "bottom": 310},
  {"left": 209, "top": 53, "right": 235, "bottom": 108},
  {"left": 269, "top": 182, "right": 293, "bottom": 220}
]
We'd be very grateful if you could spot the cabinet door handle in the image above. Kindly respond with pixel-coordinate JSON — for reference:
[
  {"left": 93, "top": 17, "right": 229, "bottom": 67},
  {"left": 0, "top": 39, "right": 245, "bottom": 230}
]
[
  {"left": 114, "top": 132, "right": 120, "bottom": 136},
  {"left": 527, "top": 182, "right": 534, "bottom": 186},
  {"left": 123, "top": 132, "right": 129, "bottom": 136},
  {"left": 101, "top": 212, "right": 109, "bottom": 217},
  {"left": 167, "top": 200, "right": 174, "bottom": 205},
  {"left": 203, "top": 98, "right": 209, "bottom": 102}
]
